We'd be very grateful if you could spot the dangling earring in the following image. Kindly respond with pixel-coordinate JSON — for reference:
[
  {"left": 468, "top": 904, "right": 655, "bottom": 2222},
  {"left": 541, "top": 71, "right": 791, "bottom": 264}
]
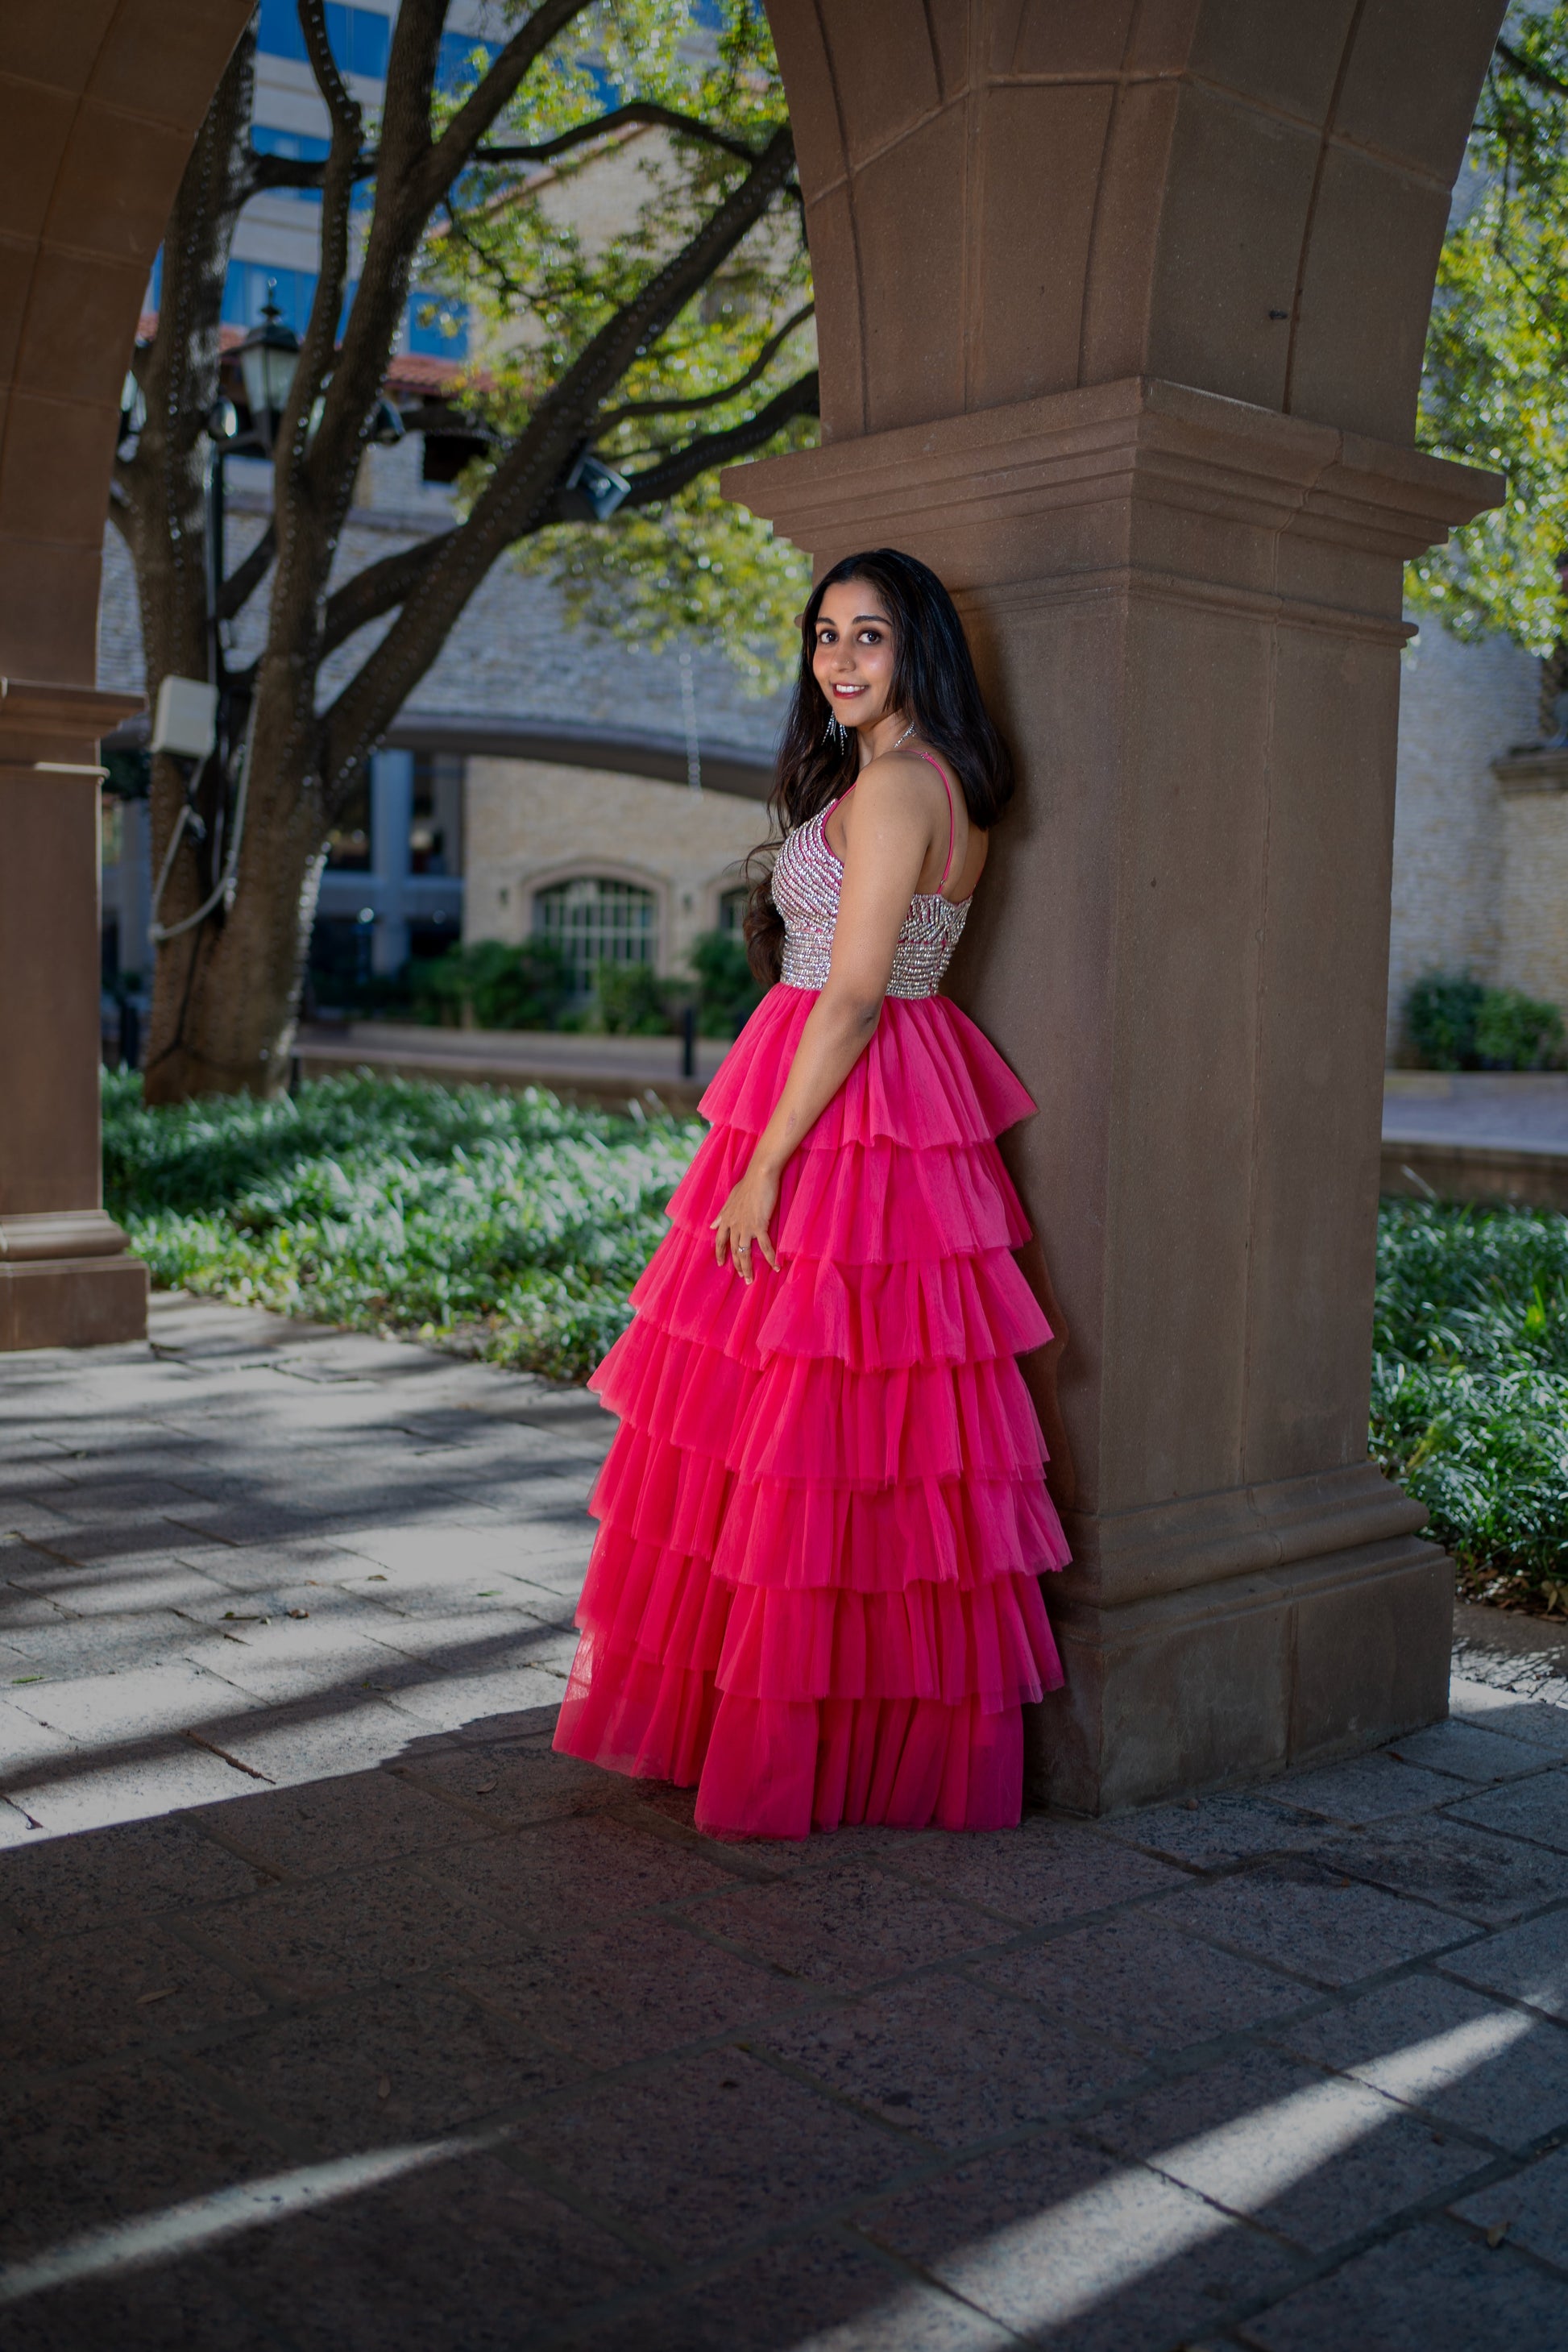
[{"left": 824, "top": 711, "right": 849, "bottom": 749}]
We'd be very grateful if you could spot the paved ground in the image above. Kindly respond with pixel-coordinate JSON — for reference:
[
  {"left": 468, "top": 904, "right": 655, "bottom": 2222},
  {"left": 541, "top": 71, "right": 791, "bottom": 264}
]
[
  {"left": 1383, "top": 1074, "right": 1568, "bottom": 1154},
  {"left": 2, "top": 1297, "right": 1567, "bottom": 2350}
]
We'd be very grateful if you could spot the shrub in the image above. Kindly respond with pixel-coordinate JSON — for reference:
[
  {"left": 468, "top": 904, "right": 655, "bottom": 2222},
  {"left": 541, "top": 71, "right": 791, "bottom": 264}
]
[
  {"left": 591, "top": 961, "right": 670, "bottom": 1035},
  {"left": 689, "top": 928, "right": 765, "bottom": 1038},
  {"left": 1474, "top": 985, "right": 1566, "bottom": 1071},
  {"left": 1405, "top": 970, "right": 1485, "bottom": 1069},
  {"left": 1404, "top": 969, "right": 1567, "bottom": 1072},
  {"left": 1373, "top": 1198, "right": 1568, "bottom": 1609},
  {"left": 408, "top": 939, "right": 570, "bottom": 1031}
]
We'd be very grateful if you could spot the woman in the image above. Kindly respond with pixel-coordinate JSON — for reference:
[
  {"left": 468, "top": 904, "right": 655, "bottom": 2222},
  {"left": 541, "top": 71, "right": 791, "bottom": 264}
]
[{"left": 554, "top": 547, "right": 1069, "bottom": 1838}]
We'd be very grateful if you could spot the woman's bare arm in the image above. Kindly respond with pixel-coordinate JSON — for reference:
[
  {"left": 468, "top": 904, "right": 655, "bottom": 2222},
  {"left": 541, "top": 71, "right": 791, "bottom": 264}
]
[{"left": 712, "top": 753, "right": 947, "bottom": 1280}]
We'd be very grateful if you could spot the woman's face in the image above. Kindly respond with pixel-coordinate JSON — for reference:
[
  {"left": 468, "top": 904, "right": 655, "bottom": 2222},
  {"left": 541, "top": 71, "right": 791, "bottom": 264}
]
[{"left": 811, "top": 578, "right": 897, "bottom": 729}]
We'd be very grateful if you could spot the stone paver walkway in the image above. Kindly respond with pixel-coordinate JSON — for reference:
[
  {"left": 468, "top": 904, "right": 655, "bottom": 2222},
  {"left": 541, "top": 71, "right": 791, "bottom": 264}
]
[{"left": 2, "top": 1297, "right": 1567, "bottom": 2350}]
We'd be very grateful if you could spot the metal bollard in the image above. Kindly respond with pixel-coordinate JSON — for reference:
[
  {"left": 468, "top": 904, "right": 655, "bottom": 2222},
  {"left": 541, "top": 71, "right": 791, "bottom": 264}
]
[{"left": 680, "top": 1002, "right": 696, "bottom": 1080}]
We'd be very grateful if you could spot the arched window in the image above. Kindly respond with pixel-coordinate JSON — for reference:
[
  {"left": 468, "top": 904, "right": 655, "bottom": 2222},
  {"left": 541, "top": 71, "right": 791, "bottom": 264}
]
[
  {"left": 533, "top": 876, "right": 657, "bottom": 998},
  {"left": 717, "top": 886, "right": 749, "bottom": 935}
]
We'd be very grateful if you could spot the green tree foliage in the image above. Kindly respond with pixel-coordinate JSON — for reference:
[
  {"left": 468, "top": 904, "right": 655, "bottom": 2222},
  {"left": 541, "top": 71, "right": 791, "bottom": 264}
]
[
  {"left": 437, "top": 0, "right": 813, "bottom": 687},
  {"left": 1413, "top": 12, "right": 1568, "bottom": 649}
]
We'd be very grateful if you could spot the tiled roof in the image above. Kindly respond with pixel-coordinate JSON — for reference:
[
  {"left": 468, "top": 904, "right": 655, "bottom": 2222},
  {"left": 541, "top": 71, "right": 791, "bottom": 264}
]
[{"left": 134, "top": 314, "right": 468, "bottom": 400}]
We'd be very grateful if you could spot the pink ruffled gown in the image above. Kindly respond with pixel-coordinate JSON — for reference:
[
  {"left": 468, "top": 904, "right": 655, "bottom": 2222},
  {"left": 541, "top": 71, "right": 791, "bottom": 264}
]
[{"left": 553, "top": 778, "right": 1070, "bottom": 1837}]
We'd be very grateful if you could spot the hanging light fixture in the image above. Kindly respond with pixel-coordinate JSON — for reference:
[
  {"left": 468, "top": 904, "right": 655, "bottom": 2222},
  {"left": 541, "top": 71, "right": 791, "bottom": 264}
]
[{"left": 237, "top": 284, "right": 301, "bottom": 454}]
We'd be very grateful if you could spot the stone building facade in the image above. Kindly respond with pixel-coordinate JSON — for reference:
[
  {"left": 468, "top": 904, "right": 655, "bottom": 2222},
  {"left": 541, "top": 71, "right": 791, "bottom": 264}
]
[
  {"left": 1386, "top": 620, "right": 1568, "bottom": 1058},
  {"left": 97, "top": 423, "right": 786, "bottom": 998},
  {"left": 462, "top": 757, "right": 765, "bottom": 985}
]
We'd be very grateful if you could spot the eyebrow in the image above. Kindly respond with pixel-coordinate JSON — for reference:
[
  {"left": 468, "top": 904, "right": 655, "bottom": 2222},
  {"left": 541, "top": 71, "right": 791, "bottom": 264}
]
[{"left": 819, "top": 612, "right": 890, "bottom": 626}]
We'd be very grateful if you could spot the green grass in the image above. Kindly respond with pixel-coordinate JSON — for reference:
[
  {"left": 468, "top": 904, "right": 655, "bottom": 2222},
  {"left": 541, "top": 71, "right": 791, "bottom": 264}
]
[
  {"left": 1372, "top": 1200, "right": 1568, "bottom": 1611},
  {"left": 102, "top": 1068, "right": 703, "bottom": 1384},
  {"left": 102, "top": 1075, "right": 1568, "bottom": 1607}
]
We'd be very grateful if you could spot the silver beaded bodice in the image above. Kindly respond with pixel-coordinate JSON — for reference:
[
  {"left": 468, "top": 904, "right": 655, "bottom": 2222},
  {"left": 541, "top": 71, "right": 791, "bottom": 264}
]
[{"left": 773, "top": 802, "right": 970, "bottom": 999}]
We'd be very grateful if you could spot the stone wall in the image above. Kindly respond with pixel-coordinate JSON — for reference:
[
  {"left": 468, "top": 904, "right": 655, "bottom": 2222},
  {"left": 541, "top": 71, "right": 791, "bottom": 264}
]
[
  {"left": 1497, "top": 760, "right": 1568, "bottom": 1010},
  {"left": 1386, "top": 617, "right": 1541, "bottom": 1056},
  {"left": 463, "top": 755, "right": 767, "bottom": 973}
]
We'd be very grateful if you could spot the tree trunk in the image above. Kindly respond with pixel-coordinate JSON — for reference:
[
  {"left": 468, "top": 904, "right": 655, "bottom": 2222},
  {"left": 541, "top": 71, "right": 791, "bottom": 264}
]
[{"left": 141, "top": 674, "right": 329, "bottom": 1102}]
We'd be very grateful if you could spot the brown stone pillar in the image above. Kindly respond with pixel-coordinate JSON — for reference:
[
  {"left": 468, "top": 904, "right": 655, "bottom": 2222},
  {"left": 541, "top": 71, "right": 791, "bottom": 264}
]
[
  {"left": 0, "top": 679, "right": 147, "bottom": 1350},
  {"left": 727, "top": 377, "right": 1497, "bottom": 1811}
]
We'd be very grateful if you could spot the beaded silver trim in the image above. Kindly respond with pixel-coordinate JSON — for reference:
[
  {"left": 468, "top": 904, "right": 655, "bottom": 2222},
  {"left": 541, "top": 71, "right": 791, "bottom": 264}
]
[{"left": 773, "top": 807, "right": 969, "bottom": 998}]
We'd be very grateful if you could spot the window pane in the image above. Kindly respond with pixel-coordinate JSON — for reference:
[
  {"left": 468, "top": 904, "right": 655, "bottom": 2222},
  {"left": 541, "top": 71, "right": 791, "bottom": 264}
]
[
  {"left": 351, "top": 7, "right": 390, "bottom": 78},
  {"left": 533, "top": 878, "right": 657, "bottom": 998},
  {"left": 718, "top": 887, "right": 749, "bottom": 934},
  {"left": 256, "top": 0, "right": 309, "bottom": 61},
  {"left": 326, "top": 774, "right": 371, "bottom": 870},
  {"left": 409, "top": 753, "right": 463, "bottom": 877}
]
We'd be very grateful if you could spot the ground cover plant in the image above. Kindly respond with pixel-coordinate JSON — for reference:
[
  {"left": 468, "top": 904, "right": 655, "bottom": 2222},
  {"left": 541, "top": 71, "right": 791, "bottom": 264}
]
[
  {"left": 1374, "top": 1199, "right": 1568, "bottom": 1613},
  {"left": 104, "top": 1075, "right": 1568, "bottom": 1608},
  {"left": 102, "top": 1068, "right": 703, "bottom": 1383}
]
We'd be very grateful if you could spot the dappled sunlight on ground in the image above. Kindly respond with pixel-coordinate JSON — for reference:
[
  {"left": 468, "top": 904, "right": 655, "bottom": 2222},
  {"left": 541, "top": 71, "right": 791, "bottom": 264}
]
[{"left": 2, "top": 1299, "right": 1568, "bottom": 2347}]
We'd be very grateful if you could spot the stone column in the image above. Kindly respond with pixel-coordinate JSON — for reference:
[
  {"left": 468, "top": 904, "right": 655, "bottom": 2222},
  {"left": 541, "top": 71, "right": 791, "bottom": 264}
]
[
  {"left": 727, "top": 376, "right": 1498, "bottom": 1811},
  {"left": 370, "top": 749, "right": 415, "bottom": 976},
  {"left": 0, "top": 679, "right": 147, "bottom": 1350}
]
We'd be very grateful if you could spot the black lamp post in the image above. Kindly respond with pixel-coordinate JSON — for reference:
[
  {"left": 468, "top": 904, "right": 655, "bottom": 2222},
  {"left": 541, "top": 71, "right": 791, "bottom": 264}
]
[{"left": 206, "top": 288, "right": 301, "bottom": 692}]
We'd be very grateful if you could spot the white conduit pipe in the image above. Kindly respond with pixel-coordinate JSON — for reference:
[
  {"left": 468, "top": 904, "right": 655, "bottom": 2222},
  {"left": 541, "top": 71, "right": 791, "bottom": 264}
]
[{"left": 147, "top": 695, "right": 259, "bottom": 945}]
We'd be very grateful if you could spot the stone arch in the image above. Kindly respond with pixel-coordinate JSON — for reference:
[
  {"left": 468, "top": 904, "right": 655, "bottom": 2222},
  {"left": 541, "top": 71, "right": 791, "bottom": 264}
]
[
  {"left": 0, "top": 0, "right": 1509, "bottom": 1809},
  {"left": 0, "top": 2, "right": 254, "bottom": 686},
  {"left": 765, "top": 0, "right": 1500, "bottom": 446}
]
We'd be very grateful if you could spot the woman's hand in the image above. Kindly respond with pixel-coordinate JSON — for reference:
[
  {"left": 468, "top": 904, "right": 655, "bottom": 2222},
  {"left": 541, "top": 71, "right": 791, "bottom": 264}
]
[{"left": 711, "top": 1156, "right": 782, "bottom": 1284}]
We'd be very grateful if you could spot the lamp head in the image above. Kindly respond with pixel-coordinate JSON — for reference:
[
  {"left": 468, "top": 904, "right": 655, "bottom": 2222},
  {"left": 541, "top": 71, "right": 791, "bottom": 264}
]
[{"left": 238, "top": 287, "right": 301, "bottom": 454}]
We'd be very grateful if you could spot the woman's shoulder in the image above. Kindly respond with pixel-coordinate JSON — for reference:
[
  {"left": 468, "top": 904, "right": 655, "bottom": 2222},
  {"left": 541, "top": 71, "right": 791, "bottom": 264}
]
[{"left": 849, "top": 743, "right": 954, "bottom": 813}]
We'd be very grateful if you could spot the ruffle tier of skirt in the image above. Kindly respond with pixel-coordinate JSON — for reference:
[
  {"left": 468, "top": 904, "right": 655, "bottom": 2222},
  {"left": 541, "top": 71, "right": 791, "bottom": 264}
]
[{"left": 553, "top": 983, "right": 1069, "bottom": 1837}]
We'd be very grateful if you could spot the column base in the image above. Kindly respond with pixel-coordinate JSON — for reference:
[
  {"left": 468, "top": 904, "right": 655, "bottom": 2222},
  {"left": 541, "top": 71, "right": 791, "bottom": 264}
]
[
  {"left": 0, "top": 1211, "right": 148, "bottom": 1350},
  {"left": 1029, "top": 1533, "right": 1454, "bottom": 1815}
]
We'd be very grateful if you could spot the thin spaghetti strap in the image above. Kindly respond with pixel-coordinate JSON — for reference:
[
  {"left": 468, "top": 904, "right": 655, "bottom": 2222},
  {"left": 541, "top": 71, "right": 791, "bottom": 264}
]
[{"left": 916, "top": 750, "right": 956, "bottom": 890}]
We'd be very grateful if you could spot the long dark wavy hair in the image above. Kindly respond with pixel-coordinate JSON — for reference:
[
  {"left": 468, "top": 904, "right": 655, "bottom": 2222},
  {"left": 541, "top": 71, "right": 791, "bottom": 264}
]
[{"left": 743, "top": 548, "right": 1014, "bottom": 984}]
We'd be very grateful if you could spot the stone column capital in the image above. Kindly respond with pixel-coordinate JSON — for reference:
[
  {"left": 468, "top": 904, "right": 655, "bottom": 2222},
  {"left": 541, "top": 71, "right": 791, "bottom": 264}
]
[
  {"left": 0, "top": 677, "right": 144, "bottom": 770},
  {"left": 724, "top": 376, "right": 1500, "bottom": 635}
]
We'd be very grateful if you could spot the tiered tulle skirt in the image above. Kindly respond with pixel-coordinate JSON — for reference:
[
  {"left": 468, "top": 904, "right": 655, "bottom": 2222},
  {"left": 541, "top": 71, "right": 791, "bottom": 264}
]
[{"left": 552, "top": 982, "right": 1070, "bottom": 1838}]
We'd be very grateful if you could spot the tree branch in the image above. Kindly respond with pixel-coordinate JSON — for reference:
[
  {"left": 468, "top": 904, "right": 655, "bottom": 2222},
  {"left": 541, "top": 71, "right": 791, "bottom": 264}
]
[
  {"left": 324, "top": 122, "right": 799, "bottom": 790},
  {"left": 284, "top": 0, "right": 363, "bottom": 477},
  {"left": 215, "top": 522, "right": 276, "bottom": 622},
  {"left": 421, "top": 0, "right": 602, "bottom": 209},
  {"left": 610, "top": 370, "right": 819, "bottom": 510},
  {"left": 598, "top": 303, "right": 814, "bottom": 427},
  {"left": 320, "top": 531, "right": 457, "bottom": 659},
  {"left": 475, "top": 102, "right": 764, "bottom": 171},
  {"left": 244, "top": 149, "right": 376, "bottom": 197},
  {"left": 1495, "top": 36, "right": 1568, "bottom": 99}
]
